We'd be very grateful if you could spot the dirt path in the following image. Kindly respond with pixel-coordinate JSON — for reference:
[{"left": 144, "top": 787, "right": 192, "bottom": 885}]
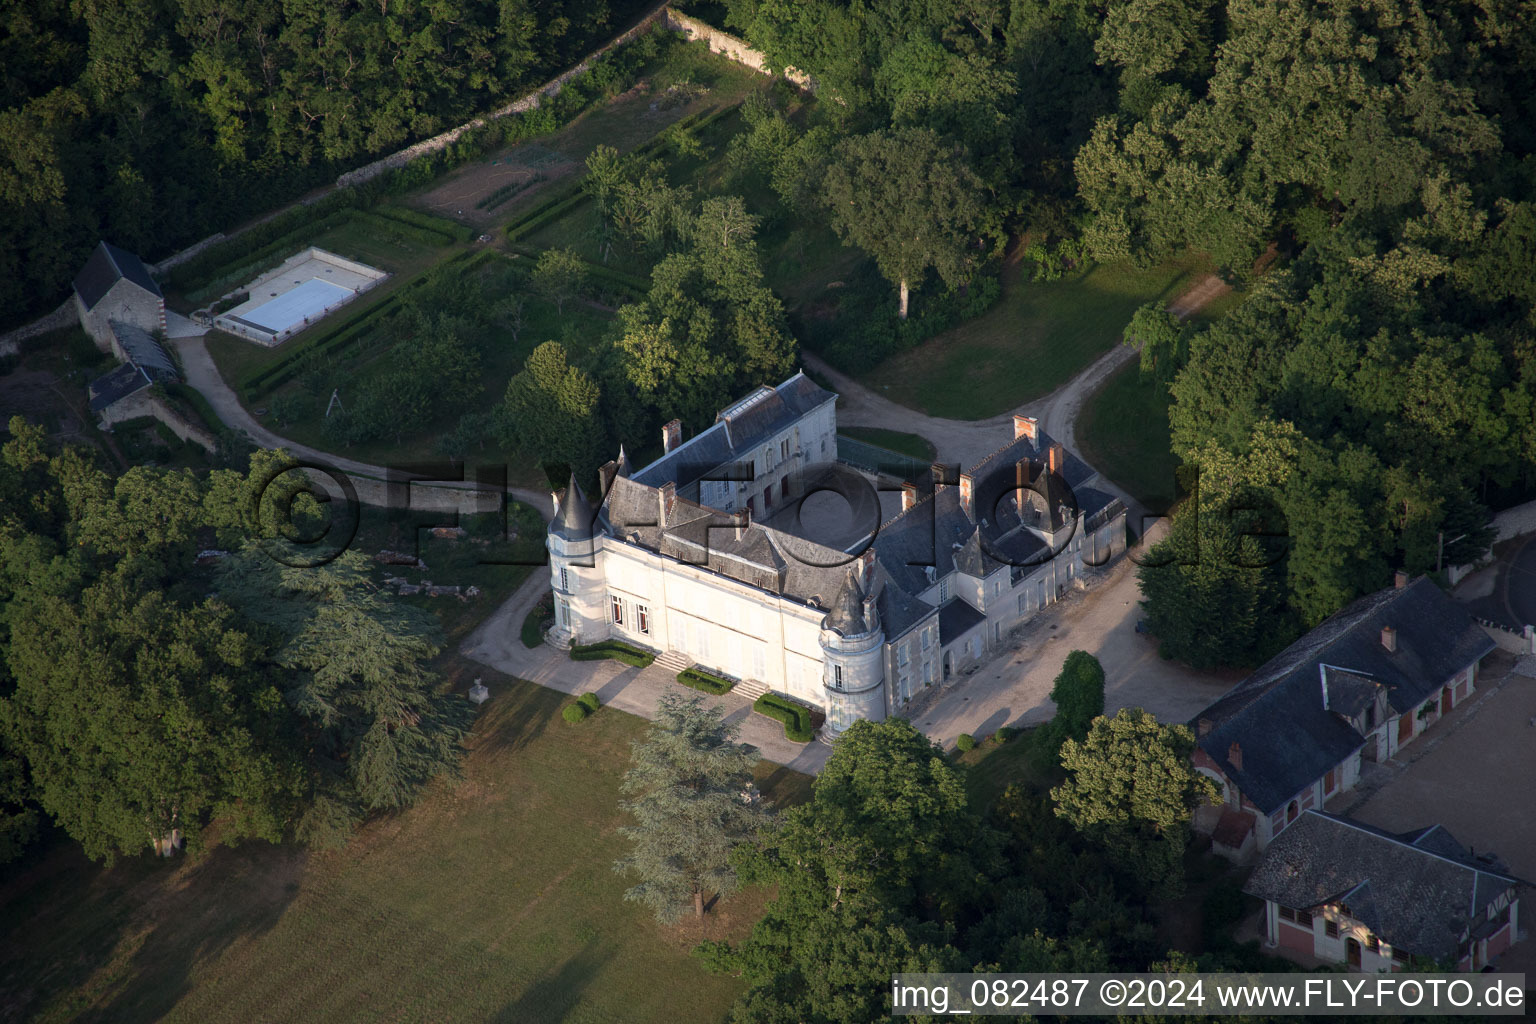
[{"left": 172, "top": 336, "right": 552, "bottom": 518}]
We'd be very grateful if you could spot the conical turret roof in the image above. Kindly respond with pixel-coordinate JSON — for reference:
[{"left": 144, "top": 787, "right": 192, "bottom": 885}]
[
  {"left": 552, "top": 473, "right": 594, "bottom": 540},
  {"left": 824, "top": 566, "right": 870, "bottom": 636}
]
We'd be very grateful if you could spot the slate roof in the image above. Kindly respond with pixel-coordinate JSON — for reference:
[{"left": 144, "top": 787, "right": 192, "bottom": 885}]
[
  {"left": 110, "top": 322, "right": 177, "bottom": 379},
  {"left": 938, "top": 597, "right": 986, "bottom": 645},
  {"left": 74, "top": 242, "right": 162, "bottom": 309},
  {"left": 1192, "top": 577, "right": 1495, "bottom": 814},
  {"left": 87, "top": 363, "right": 153, "bottom": 412},
  {"left": 1244, "top": 811, "right": 1523, "bottom": 962},
  {"left": 824, "top": 567, "right": 872, "bottom": 636},
  {"left": 551, "top": 475, "right": 595, "bottom": 541},
  {"left": 630, "top": 372, "right": 835, "bottom": 492}
]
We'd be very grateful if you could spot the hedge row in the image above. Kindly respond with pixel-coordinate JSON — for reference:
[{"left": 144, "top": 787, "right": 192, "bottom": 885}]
[
  {"left": 351, "top": 209, "right": 456, "bottom": 247},
  {"left": 676, "top": 669, "right": 735, "bottom": 695},
  {"left": 569, "top": 640, "right": 655, "bottom": 667},
  {"left": 373, "top": 205, "right": 473, "bottom": 243},
  {"left": 240, "top": 248, "right": 495, "bottom": 397},
  {"left": 504, "top": 183, "right": 589, "bottom": 243},
  {"left": 180, "top": 209, "right": 359, "bottom": 305},
  {"left": 753, "top": 693, "right": 814, "bottom": 743},
  {"left": 167, "top": 190, "right": 364, "bottom": 292}
]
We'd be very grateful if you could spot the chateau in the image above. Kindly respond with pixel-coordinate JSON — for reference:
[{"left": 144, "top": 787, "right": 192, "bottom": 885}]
[{"left": 546, "top": 372, "right": 1128, "bottom": 736}]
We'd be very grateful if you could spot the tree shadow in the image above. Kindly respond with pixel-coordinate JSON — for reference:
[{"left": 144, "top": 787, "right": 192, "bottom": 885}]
[
  {"left": 453, "top": 664, "right": 565, "bottom": 759},
  {"left": 492, "top": 942, "right": 614, "bottom": 1024},
  {"left": 0, "top": 833, "right": 307, "bottom": 1024}
]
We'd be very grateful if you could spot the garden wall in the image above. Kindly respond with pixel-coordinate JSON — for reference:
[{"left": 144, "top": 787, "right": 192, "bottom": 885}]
[{"left": 661, "top": 9, "right": 814, "bottom": 89}]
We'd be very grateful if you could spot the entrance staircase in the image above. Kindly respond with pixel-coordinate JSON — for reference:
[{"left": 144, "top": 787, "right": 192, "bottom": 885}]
[
  {"left": 654, "top": 649, "right": 692, "bottom": 674},
  {"left": 732, "top": 677, "right": 770, "bottom": 702},
  {"left": 543, "top": 628, "right": 572, "bottom": 651}
]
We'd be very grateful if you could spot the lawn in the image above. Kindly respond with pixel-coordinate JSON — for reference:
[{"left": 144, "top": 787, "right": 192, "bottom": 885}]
[
  {"left": 0, "top": 667, "right": 812, "bottom": 1024},
  {"left": 1076, "top": 282, "right": 1250, "bottom": 512},
  {"left": 1076, "top": 361, "right": 1182, "bottom": 513},
  {"left": 952, "top": 726, "right": 1064, "bottom": 812},
  {"left": 859, "top": 254, "right": 1214, "bottom": 420},
  {"left": 837, "top": 426, "right": 936, "bottom": 462}
]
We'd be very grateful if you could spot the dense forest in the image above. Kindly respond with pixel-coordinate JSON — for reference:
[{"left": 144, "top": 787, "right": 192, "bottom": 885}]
[{"left": 0, "top": 0, "right": 647, "bottom": 327}]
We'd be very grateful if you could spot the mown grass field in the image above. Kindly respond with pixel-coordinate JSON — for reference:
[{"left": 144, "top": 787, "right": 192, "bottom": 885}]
[
  {"left": 860, "top": 254, "right": 1215, "bottom": 420},
  {"left": 0, "top": 668, "right": 812, "bottom": 1024}
]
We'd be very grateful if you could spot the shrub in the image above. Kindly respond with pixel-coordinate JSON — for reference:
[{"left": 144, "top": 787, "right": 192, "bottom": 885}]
[
  {"left": 993, "top": 726, "right": 1017, "bottom": 745},
  {"left": 521, "top": 600, "right": 554, "bottom": 648},
  {"left": 562, "top": 703, "right": 590, "bottom": 724},
  {"left": 578, "top": 692, "right": 601, "bottom": 713},
  {"left": 676, "top": 669, "right": 735, "bottom": 695},
  {"left": 753, "top": 694, "right": 813, "bottom": 742},
  {"left": 956, "top": 733, "right": 976, "bottom": 752},
  {"left": 568, "top": 640, "right": 655, "bottom": 667}
]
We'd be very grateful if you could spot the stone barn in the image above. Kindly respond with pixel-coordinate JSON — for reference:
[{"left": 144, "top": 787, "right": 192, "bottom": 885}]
[{"left": 73, "top": 241, "right": 166, "bottom": 351}]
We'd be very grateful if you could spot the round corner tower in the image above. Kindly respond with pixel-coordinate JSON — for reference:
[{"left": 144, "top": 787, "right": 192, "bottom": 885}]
[
  {"left": 820, "top": 566, "right": 887, "bottom": 737},
  {"left": 547, "top": 474, "right": 602, "bottom": 645}
]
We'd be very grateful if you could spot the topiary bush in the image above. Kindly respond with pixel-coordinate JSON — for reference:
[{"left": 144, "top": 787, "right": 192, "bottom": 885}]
[
  {"left": 562, "top": 703, "right": 590, "bottom": 724},
  {"left": 568, "top": 640, "right": 655, "bottom": 667},
  {"left": 993, "top": 726, "right": 1017, "bottom": 745},
  {"left": 676, "top": 668, "right": 735, "bottom": 695},
  {"left": 956, "top": 733, "right": 976, "bottom": 752},
  {"left": 577, "top": 692, "right": 601, "bottom": 713},
  {"left": 752, "top": 694, "right": 814, "bottom": 742}
]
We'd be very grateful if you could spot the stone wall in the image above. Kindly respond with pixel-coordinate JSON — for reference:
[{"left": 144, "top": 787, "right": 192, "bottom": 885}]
[
  {"left": 0, "top": 297, "right": 78, "bottom": 351},
  {"left": 336, "top": 1, "right": 672, "bottom": 190},
  {"left": 661, "top": 9, "right": 814, "bottom": 89},
  {"left": 100, "top": 391, "right": 219, "bottom": 454}
]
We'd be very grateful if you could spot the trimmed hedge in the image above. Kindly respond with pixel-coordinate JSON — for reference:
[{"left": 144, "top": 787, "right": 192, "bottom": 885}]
[
  {"left": 374, "top": 205, "right": 473, "bottom": 243},
  {"left": 753, "top": 694, "right": 814, "bottom": 743},
  {"left": 956, "top": 733, "right": 976, "bottom": 752},
  {"left": 577, "top": 692, "right": 601, "bottom": 713},
  {"left": 562, "top": 703, "right": 590, "bottom": 724},
  {"left": 676, "top": 669, "right": 735, "bottom": 695},
  {"left": 504, "top": 184, "right": 588, "bottom": 243},
  {"left": 568, "top": 640, "right": 655, "bottom": 668}
]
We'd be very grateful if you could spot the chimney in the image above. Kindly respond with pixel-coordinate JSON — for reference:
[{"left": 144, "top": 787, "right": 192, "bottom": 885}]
[
  {"left": 657, "top": 481, "right": 676, "bottom": 524},
  {"left": 1013, "top": 414, "right": 1039, "bottom": 443},
  {"left": 1381, "top": 625, "right": 1397, "bottom": 653},
  {"left": 1228, "top": 741, "right": 1243, "bottom": 771},
  {"left": 1016, "top": 461, "right": 1028, "bottom": 517},
  {"left": 958, "top": 472, "right": 974, "bottom": 517},
  {"left": 860, "top": 547, "right": 875, "bottom": 577},
  {"left": 1048, "top": 443, "right": 1064, "bottom": 476},
  {"left": 931, "top": 462, "right": 952, "bottom": 492},
  {"left": 901, "top": 481, "right": 918, "bottom": 511},
  {"left": 662, "top": 419, "right": 682, "bottom": 454},
  {"left": 1394, "top": 569, "right": 1409, "bottom": 590},
  {"left": 1198, "top": 717, "right": 1213, "bottom": 737},
  {"left": 862, "top": 594, "right": 878, "bottom": 631},
  {"left": 734, "top": 506, "right": 750, "bottom": 540}
]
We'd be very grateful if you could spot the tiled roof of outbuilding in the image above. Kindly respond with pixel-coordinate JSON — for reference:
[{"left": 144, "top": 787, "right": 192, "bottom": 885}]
[{"left": 74, "top": 241, "right": 162, "bottom": 309}]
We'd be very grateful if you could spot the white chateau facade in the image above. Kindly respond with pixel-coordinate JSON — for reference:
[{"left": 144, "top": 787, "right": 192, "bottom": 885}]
[{"left": 546, "top": 372, "right": 1128, "bottom": 736}]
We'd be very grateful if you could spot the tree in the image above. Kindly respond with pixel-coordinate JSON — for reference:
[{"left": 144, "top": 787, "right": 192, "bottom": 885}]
[
  {"left": 1125, "top": 300, "right": 1188, "bottom": 381},
  {"left": 500, "top": 341, "right": 609, "bottom": 482},
  {"left": 216, "top": 549, "right": 473, "bottom": 845},
  {"left": 1052, "top": 708, "right": 1218, "bottom": 899},
  {"left": 1, "top": 579, "right": 301, "bottom": 862},
  {"left": 531, "top": 247, "right": 589, "bottom": 317},
  {"left": 822, "top": 127, "right": 988, "bottom": 318},
  {"left": 614, "top": 691, "right": 768, "bottom": 922},
  {"left": 1048, "top": 650, "right": 1105, "bottom": 742}
]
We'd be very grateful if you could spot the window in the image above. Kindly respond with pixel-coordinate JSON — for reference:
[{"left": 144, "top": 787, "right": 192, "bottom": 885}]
[
  {"left": 833, "top": 665, "right": 843, "bottom": 690},
  {"left": 921, "top": 629, "right": 932, "bottom": 652},
  {"left": 897, "top": 644, "right": 910, "bottom": 667},
  {"left": 764, "top": 446, "right": 774, "bottom": 471},
  {"left": 1325, "top": 919, "right": 1339, "bottom": 939},
  {"left": 821, "top": 438, "right": 827, "bottom": 456},
  {"left": 939, "top": 577, "right": 949, "bottom": 603},
  {"left": 560, "top": 567, "right": 569, "bottom": 591},
  {"left": 1324, "top": 767, "right": 1339, "bottom": 794},
  {"left": 1287, "top": 800, "right": 1300, "bottom": 823},
  {"left": 1019, "top": 594, "right": 1028, "bottom": 616},
  {"left": 1393, "top": 949, "right": 1410, "bottom": 965},
  {"left": 611, "top": 596, "right": 623, "bottom": 625},
  {"left": 1279, "top": 907, "right": 1313, "bottom": 928},
  {"left": 763, "top": 486, "right": 773, "bottom": 508},
  {"left": 1366, "top": 935, "right": 1379, "bottom": 954},
  {"left": 1366, "top": 704, "right": 1377, "bottom": 729},
  {"left": 923, "top": 660, "right": 935, "bottom": 684},
  {"left": 781, "top": 438, "right": 789, "bottom": 460},
  {"left": 636, "top": 604, "right": 649, "bottom": 635}
]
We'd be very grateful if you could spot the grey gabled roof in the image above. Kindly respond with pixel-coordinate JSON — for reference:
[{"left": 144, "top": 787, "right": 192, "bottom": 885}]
[
  {"left": 110, "top": 321, "right": 177, "bottom": 380},
  {"left": 74, "top": 241, "right": 162, "bottom": 309},
  {"left": 87, "top": 363, "right": 153, "bottom": 412},
  {"left": 1192, "top": 577, "right": 1495, "bottom": 814},
  {"left": 630, "top": 372, "right": 835, "bottom": 492},
  {"left": 938, "top": 597, "right": 986, "bottom": 645},
  {"left": 1244, "top": 811, "right": 1523, "bottom": 961}
]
